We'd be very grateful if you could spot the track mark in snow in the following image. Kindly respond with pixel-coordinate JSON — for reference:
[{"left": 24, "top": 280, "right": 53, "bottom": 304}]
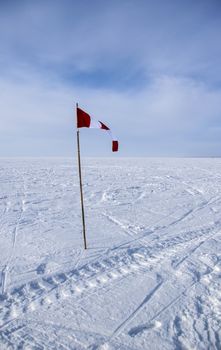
[
  {"left": 127, "top": 280, "right": 197, "bottom": 338},
  {"left": 1, "top": 226, "right": 216, "bottom": 338},
  {"left": 0, "top": 248, "right": 153, "bottom": 329},
  {"left": 168, "top": 260, "right": 221, "bottom": 349},
  {"left": 102, "top": 213, "right": 136, "bottom": 237},
  {"left": 1, "top": 220, "right": 21, "bottom": 295},
  {"left": 127, "top": 236, "right": 221, "bottom": 341},
  {"left": 171, "top": 228, "right": 221, "bottom": 270},
  {"left": 1, "top": 174, "right": 27, "bottom": 296},
  {"left": 110, "top": 274, "right": 163, "bottom": 339},
  {"left": 2, "top": 223, "right": 218, "bottom": 329},
  {"left": 2, "top": 158, "right": 221, "bottom": 349}
]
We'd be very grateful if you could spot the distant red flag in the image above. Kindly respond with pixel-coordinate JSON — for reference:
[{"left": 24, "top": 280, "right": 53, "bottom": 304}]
[{"left": 77, "top": 107, "right": 119, "bottom": 152}]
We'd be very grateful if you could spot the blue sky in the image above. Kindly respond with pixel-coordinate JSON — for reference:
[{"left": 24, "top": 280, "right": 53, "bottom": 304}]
[{"left": 1, "top": 0, "right": 221, "bottom": 156}]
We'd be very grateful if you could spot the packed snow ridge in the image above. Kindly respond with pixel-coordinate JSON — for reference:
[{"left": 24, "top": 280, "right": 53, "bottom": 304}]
[{"left": 0, "top": 157, "right": 221, "bottom": 349}]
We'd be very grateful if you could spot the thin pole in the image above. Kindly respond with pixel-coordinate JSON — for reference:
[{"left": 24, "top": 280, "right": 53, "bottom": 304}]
[{"left": 76, "top": 103, "right": 87, "bottom": 249}]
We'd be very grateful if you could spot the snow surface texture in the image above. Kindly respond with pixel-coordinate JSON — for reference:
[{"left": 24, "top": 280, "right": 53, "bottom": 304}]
[{"left": 0, "top": 157, "right": 221, "bottom": 350}]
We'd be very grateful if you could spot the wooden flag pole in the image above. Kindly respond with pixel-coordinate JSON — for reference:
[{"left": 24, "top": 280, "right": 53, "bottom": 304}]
[{"left": 76, "top": 103, "right": 87, "bottom": 249}]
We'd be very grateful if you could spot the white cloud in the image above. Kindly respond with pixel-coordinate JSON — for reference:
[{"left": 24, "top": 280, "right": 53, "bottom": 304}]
[
  {"left": 0, "top": 0, "right": 221, "bottom": 156},
  {"left": 1, "top": 69, "right": 221, "bottom": 156},
  {"left": 0, "top": 0, "right": 220, "bottom": 78}
]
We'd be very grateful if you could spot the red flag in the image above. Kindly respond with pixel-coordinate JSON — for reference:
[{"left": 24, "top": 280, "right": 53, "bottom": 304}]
[{"left": 77, "top": 107, "right": 119, "bottom": 152}]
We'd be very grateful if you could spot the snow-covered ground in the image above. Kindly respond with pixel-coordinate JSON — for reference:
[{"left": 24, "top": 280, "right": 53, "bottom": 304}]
[{"left": 1, "top": 157, "right": 221, "bottom": 350}]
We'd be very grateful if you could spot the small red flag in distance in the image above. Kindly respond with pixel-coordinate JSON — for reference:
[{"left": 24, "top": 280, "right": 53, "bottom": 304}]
[{"left": 77, "top": 107, "right": 119, "bottom": 152}]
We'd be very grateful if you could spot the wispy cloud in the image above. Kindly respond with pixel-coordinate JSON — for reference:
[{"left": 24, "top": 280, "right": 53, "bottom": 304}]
[{"left": 0, "top": 0, "right": 221, "bottom": 156}]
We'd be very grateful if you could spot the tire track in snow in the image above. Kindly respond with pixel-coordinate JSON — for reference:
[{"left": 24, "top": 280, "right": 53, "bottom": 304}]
[
  {"left": 0, "top": 249, "right": 151, "bottom": 331},
  {"left": 169, "top": 263, "right": 221, "bottom": 349},
  {"left": 0, "top": 266, "right": 147, "bottom": 348},
  {"left": 1, "top": 191, "right": 221, "bottom": 348},
  {"left": 110, "top": 274, "right": 163, "bottom": 339},
  {"left": 1, "top": 224, "right": 219, "bottom": 338},
  {"left": 127, "top": 280, "right": 198, "bottom": 338},
  {"left": 1, "top": 214, "right": 21, "bottom": 295},
  {"left": 126, "top": 230, "right": 221, "bottom": 340},
  {"left": 100, "top": 190, "right": 221, "bottom": 256},
  {"left": 102, "top": 213, "right": 137, "bottom": 238},
  {"left": 104, "top": 213, "right": 221, "bottom": 269},
  {"left": 2, "top": 318, "right": 107, "bottom": 350},
  {"left": 0, "top": 232, "right": 196, "bottom": 333},
  {"left": 1, "top": 172, "right": 27, "bottom": 296},
  {"left": 98, "top": 229, "right": 221, "bottom": 348},
  {"left": 152, "top": 193, "right": 220, "bottom": 233}
]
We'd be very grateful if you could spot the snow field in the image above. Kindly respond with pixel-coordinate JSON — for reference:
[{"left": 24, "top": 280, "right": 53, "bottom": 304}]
[{"left": 0, "top": 158, "right": 221, "bottom": 349}]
